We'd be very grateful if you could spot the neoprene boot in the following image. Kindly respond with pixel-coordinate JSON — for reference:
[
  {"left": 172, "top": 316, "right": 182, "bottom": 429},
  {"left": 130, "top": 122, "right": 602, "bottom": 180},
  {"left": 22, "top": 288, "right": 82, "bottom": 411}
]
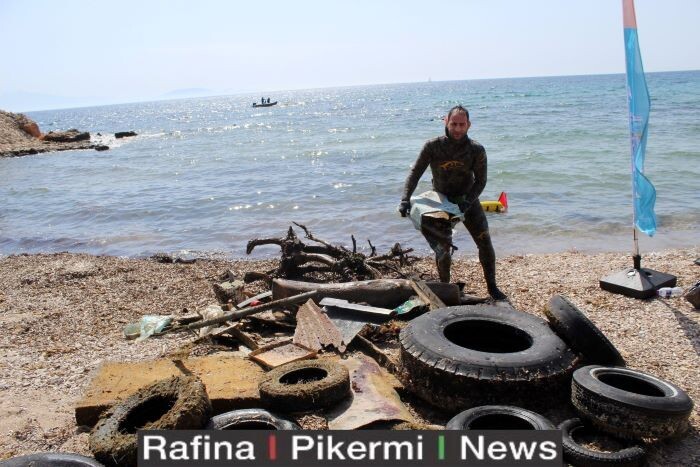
[
  {"left": 487, "top": 283, "right": 507, "bottom": 301},
  {"left": 436, "top": 252, "right": 451, "bottom": 283},
  {"left": 481, "top": 258, "right": 507, "bottom": 300}
]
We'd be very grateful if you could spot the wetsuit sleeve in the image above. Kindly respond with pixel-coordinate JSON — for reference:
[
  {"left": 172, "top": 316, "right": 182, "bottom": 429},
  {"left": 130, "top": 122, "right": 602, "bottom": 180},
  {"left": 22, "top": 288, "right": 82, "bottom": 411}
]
[
  {"left": 401, "top": 143, "right": 431, "bottom": 202},
  {"left": 464, "top": 146, "right": 487, "bottom": 204}
]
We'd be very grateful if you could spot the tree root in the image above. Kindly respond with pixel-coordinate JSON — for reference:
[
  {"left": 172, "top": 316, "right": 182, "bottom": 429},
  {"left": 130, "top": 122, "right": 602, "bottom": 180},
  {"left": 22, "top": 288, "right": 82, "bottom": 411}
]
[{"left": 246, "top": 224, "right": 416, "bottom": 282}]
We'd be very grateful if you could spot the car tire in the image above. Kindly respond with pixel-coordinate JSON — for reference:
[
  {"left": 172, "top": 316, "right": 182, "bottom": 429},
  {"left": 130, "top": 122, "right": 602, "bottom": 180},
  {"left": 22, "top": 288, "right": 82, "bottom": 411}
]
[
  {"left": 446, "top": 405, "right": 555, "bottom": 430},
  {"left": 559, "top": 418, "right": 646, "bottom": 467},
  {"left": 205, "top": 409, "right": 299, "bottom": 430},
  {"left": 572, "top": 365, "right": 693, "bottom": 440},
  {"left": 89, "top": 375, "right": 212, "bottom": 467},
  {"left": 545, "top": 295, "right": 625, "bottom": 366},
  {"left": 399, "top": 305, "right": 578, "bottom": 409},
  {"left": 0, "top": 453, "right": 104, "bottom": 466},
  {"left": 259, "top": 359, "right": 350, "bottom": 412}
]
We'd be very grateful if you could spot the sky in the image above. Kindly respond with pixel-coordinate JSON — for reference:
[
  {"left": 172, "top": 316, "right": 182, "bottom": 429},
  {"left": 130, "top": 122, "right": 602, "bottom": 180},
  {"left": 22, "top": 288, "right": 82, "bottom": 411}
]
[{"left": 1, "top": 0, "right": 699, "bottom": 111}]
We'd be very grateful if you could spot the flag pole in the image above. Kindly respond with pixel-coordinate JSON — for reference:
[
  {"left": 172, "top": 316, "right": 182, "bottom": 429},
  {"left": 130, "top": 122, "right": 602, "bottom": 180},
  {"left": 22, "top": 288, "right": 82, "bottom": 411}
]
[{"left": 599, "top": 0, "right": 676, "bottom": 298}]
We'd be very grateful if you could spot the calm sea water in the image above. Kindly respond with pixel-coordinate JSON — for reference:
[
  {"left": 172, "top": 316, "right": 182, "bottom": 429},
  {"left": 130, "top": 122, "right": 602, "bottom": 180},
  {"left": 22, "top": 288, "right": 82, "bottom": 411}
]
[{"left": 1, "top": 72, "right": 698, "bottom": 259}]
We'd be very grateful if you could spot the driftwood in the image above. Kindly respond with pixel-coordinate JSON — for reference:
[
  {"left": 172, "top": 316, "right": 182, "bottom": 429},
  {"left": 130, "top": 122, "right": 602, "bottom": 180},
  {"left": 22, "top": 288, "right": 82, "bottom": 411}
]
[
  {"left": 272, "top": 278, "right": 460, "bottom": 309},
  {"left": 245, "top": 224, "right": 416, "bottom": 282},
  {"left": 410, "top": 280, "right": 447, "bottom": 310},
  {"left": 193, "top": 323, "right": 259, "bottom": 350},
  {"left": 164, "top": 291, "right": 318, "bottom": 334}
]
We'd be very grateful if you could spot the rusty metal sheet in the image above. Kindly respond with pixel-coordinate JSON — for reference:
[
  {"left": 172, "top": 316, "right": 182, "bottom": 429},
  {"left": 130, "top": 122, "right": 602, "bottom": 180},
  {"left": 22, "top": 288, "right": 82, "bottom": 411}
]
[
  {"left": 249, "top": 340, "right": 316, "bottom": 369},
  {"left": 293, "top": 299, "right": 345, "bottom": 352},
  {"left": 327, "top": 354, "right": 414, "bottom": 430}
]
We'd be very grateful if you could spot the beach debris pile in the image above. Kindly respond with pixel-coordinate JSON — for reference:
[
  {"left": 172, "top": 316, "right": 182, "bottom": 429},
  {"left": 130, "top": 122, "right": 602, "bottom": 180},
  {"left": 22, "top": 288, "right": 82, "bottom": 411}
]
[{"left": 7, "top": 236, "right": 694, "bottom": 467}]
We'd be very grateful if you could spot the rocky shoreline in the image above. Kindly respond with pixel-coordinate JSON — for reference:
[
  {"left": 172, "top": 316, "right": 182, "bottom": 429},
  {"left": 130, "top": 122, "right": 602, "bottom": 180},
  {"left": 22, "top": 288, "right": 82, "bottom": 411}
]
[
  {"left": 0, "top": 249, "right": 698, "bottom": 464},
  {"left": 0, "top": 110, "right": 119, "bottom": 158}
]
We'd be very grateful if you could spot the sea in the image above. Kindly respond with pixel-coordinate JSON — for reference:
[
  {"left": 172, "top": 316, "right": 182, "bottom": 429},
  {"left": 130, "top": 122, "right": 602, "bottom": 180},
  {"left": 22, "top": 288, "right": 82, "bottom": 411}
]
[{"left": 1, "top": 71, "right": 698, "bottom": 260}]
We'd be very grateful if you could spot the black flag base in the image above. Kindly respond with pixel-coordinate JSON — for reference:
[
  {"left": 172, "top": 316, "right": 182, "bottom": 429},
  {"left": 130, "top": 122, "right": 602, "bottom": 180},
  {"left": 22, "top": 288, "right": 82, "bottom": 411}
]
[{"left": 600, "top": 255, "right": 677, "bottom": 299}]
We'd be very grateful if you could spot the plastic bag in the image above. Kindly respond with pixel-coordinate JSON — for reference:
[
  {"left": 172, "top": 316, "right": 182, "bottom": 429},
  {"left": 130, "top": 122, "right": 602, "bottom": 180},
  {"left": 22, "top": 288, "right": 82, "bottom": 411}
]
[{"left": 123, "top": 315, "right": 173, "bottom": 341}]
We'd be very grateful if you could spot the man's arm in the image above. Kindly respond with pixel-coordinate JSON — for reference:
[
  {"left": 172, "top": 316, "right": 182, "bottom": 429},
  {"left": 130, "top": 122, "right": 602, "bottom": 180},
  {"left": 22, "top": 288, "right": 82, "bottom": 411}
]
[
  {"left": 462, "top": 146, "right": 487, "bottom": 206},
  {"left": 401, "top": 143, "right": 432, "bottom": 202}
]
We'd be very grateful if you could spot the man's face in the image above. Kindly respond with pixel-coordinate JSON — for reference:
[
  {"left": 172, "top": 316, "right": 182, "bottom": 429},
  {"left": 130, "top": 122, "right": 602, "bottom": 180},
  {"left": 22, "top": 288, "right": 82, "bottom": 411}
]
[{"left": 446, "top": 112, "right": 470, "bottom": 140}]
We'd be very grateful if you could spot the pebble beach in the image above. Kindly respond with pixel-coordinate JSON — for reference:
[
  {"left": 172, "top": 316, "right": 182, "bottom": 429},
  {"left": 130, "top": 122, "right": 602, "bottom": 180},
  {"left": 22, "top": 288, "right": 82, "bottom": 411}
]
[{"left": 0, "top": 248, "right": 698, "bottom": 464}]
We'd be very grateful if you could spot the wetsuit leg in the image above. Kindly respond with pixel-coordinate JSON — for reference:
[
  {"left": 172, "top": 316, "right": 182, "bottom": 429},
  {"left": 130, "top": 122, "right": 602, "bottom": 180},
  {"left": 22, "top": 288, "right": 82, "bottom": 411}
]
[
  {"left": 462, "top": 202, "right": 506, "bottom": 299},
  {"left": 420, "top": 216, "right": 453, "bottom": 283}
]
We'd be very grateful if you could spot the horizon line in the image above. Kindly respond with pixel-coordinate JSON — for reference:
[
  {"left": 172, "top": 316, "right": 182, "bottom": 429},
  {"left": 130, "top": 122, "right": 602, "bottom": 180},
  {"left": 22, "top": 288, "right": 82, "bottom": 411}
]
[{"left": 10, "top": 68, "right": 699, "bottom": 114}]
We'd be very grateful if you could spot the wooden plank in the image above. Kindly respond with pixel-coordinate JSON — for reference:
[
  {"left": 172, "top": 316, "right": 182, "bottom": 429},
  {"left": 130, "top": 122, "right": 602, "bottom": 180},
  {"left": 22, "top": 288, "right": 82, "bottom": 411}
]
[
  {"left": 249, "top": 340, "right": 317, "bottom": 369},
  {"left": 410, "top": 279, "right": 446, "bottom": 310},
  {"left": 272, "top": 278, "right": 460, "bottom": 308},
  {"left": 167, "top": 290, "right": 317, "bottom": 333},
  {"left": 215, "top": 324, "right": 260, "bottom": 350}
]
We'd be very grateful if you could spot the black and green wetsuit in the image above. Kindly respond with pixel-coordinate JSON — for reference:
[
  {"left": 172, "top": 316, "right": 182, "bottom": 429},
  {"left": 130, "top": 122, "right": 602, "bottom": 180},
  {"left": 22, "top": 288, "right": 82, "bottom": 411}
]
[{"left": 401, "top": 134, "right": 502, "bottom": 298}]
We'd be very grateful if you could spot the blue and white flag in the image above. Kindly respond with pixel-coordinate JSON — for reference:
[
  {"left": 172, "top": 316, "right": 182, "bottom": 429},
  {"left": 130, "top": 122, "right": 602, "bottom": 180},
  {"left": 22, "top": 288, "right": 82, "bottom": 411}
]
[{"left": 623, "top": 0, "right": 656, "bottom": 236}]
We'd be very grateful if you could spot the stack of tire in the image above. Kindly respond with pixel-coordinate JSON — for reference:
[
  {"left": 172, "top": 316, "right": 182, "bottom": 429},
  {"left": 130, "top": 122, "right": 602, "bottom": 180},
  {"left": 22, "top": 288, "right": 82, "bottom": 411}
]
[
  {"left": 559, "top": 364, "right": 693, "bottom": 466},
  {"left": 545, "top": 295, "right": 693, "bottom": 465},
  {"left": 400, "top": 296, "right": 694, "bottom": 466}
]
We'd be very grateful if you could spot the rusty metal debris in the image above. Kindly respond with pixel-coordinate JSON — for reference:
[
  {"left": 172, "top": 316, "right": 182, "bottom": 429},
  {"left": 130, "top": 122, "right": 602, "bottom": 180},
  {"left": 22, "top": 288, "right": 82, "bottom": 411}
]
[
  {"left": 350, "top": 334, "right": 399, "bottom": 376},
  {"left": 323, "top": 302, "right": 393, "bottom": 348},
  {"left": 327, "top": 354, "right": 414, "bottom": 430},
  {"left": 293, "top": 299, "right": 345, "bottom": 352}
]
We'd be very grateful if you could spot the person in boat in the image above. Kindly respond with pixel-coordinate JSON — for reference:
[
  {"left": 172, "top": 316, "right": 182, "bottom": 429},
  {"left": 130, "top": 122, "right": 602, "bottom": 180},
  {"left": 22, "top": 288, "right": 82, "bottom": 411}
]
[
  {"left": 261, "top": 97, "right": 265, "bottom": 105},
  {"left": 398, "top": 105, "right": 507, "bottom": 300},
  {"left": 267, "top": 97, "right": 270, "bottom": 103}
]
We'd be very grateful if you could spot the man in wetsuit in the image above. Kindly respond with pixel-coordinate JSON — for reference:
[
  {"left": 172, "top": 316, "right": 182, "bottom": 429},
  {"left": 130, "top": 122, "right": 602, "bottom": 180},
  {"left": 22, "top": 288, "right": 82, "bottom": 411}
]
[{"left": 398, "top": 105, "right": 507, "bottom": 300}]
